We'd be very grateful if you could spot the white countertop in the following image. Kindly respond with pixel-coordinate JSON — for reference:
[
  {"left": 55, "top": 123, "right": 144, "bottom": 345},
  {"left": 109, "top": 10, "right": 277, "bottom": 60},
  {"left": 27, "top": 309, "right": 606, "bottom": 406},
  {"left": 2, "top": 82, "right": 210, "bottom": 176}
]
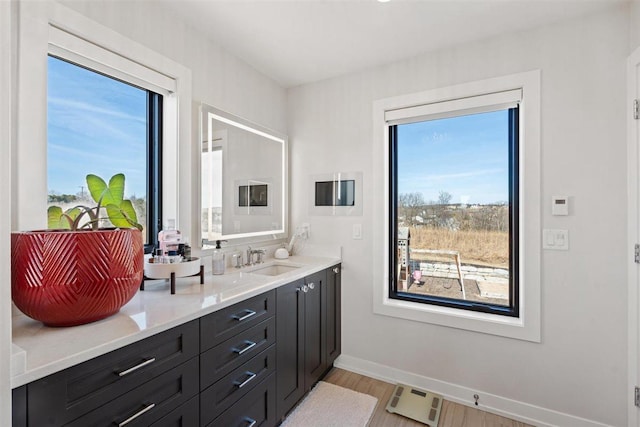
[{"left": 11, "top": 255, "right": 340, "bottom": 388}]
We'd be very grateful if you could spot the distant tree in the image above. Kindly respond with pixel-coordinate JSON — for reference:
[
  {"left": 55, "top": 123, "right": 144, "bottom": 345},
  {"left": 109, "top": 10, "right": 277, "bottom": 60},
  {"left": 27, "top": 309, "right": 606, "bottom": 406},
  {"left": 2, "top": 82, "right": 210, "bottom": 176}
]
[
  {"left": 47, "top": 193, "right": 78, "bottom": 204},
  {"left": 437, "top": 191, "right": 452, "bottom": 206},
  {"left": 434, "top": 190, "right": 453, "bottom": 228},
  {"left": 398, "top": 192, "right": 425, "bottom": 226}
]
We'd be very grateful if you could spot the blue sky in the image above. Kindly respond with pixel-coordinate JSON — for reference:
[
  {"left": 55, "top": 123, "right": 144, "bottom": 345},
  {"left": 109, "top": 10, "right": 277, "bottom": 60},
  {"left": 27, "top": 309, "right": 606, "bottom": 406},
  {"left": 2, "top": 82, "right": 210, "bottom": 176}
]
[
  {"left": 397, "top": 110, "right": 509, "bottom": 205},
  {"left": 47, "top": 56, "right": 147, "bottom": 198}
]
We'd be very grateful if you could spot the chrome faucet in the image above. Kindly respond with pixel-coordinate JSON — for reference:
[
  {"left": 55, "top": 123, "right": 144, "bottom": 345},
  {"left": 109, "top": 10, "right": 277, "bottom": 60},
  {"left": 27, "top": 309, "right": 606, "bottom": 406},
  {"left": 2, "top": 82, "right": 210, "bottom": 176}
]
[{"left": 245, "top": 247, "right": 266, "bottom": 266}]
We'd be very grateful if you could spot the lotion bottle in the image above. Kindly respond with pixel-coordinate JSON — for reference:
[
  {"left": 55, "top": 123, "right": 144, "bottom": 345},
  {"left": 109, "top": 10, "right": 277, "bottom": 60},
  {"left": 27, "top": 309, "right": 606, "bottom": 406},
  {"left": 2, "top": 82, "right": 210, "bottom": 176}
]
[{"left": 212, "top": 240, "right": 226, "bottom": 275}]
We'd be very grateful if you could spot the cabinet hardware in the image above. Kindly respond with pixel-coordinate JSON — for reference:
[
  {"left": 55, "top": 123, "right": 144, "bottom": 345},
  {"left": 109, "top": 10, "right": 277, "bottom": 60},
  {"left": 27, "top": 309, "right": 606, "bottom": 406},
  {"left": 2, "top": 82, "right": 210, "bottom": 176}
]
[
  {"left": 244, "top": 418, "right": 257, "bottom": 427},
  {"left": 118, "top": 403, "right": 155, "bottom": 426},
  {"left": 333, "top": 267, "right": 340, "bottom": 274},
  {"left": 116, "top": 357, "right": 156, "bottom": 377},
  {"left": 296, "top": 285, "right": 309, "bottom": 293},
  {"left": 308, "top": 282, "right": 315, "bottom": 290},
  {"left": 235, "top": 371, "right": 257, "bottom": 389},
  {"left": 233, "top": 309, "right": 257, "bottom": 322},
  {"left": 233, "top": 340, "right": 257, "bottom": 355}
]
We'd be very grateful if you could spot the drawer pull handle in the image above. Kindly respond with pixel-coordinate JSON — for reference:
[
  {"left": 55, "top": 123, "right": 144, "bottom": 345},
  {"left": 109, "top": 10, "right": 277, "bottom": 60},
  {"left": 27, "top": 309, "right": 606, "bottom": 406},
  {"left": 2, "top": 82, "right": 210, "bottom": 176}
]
[
  {"left": 297, "top": 285, "right": 308, "bottom": 293},
  {"left": 235, "top": 371, "right": 257, "bottom": 388},
  {"left": 308, "top": 282, "right": 315, "bottom": 290},
  {"left": 117, "top": 403, "right": 155, "bottom": 426},
  {"left": 245, "top": 418, "right": 257, "bottom": 427},
  {"left": 233, "top": 309, "right": 257, "bottom": 322},
  {"left": 233, "top": 340, "right": 257, "bottom": 355},
  {"left": 117, "top": 357, "right": 156, "bottom": 377},
  {"left": 333, "top": 267, "right": 340, "bottom": 274}
]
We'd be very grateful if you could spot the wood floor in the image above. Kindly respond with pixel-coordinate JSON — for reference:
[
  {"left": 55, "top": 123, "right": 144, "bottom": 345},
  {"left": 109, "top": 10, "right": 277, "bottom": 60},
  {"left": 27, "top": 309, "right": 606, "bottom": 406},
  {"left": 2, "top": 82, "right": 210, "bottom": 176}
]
[{"left": 322, "top": 368, "right": 535, "bottom": 427}]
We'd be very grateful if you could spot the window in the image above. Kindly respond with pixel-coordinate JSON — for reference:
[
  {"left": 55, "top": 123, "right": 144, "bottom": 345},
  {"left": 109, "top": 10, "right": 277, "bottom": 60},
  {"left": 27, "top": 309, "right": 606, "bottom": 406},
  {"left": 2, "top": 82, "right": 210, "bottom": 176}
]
[
  {"left": 390, "top": 106, "right": 519, "bottom": 316},
  {"left": 47, "top": 55, "right": 162, "bottom": 249},
  {"left": 372, "top": 71, "right": 540, "bottom": 342}
]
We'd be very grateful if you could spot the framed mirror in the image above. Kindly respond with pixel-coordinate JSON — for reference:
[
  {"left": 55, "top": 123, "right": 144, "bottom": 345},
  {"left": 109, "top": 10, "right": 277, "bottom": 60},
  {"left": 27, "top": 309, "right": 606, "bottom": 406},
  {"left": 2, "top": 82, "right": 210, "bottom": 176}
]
[{"left": 199, "top": 104, "right": 287, "bottom": 244}]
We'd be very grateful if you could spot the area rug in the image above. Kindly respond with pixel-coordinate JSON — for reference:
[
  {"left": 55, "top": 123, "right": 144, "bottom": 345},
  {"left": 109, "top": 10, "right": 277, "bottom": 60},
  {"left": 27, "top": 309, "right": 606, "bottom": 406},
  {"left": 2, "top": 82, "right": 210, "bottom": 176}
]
[{"left": 281, "top": 381, "right": 378, "bottom": 427}]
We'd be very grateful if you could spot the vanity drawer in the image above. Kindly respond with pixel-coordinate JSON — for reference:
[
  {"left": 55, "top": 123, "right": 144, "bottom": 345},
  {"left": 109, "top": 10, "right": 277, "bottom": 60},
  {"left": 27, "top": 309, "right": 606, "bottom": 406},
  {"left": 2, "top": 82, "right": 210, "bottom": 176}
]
[
  {"left": 201, "top": 317, "right": 276, "bottom": 389},
  {"left": 200, "top": 345, "right": 276, "bottom": 425},
  {"left": 28, "top": 320, "right": 199, "bottom": 426},
  {"left": 206, "top": 373, "right": 276, "bottom": 427},
  {"left": 149, "top": 395, "right": 199, "bottom": 427},
  {"left": 200, "top": 290, "right": 275, "bottom": 351},
  {"left": 65, "top": 357, "right": 198, "bottom": 427}
]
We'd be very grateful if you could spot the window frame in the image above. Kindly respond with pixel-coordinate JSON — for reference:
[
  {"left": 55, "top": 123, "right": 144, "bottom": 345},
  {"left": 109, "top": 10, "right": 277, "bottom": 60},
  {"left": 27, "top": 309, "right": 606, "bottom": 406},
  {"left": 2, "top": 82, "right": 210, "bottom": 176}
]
[
  {"left": 15, "top": 2, "right": 191, "bottom": 247},
  {"left": 388, "top": 105, "right": 520, "bottom": 317},
  {"left": 372, "top": 71, "right": 541, "bottom": 342}
]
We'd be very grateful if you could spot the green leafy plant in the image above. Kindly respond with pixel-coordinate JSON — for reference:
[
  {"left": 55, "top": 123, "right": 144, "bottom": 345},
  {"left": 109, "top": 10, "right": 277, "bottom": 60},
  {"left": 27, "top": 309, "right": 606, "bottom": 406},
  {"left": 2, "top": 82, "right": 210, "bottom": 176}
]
[{"left": 47, "top": 173, "right": 142, "bottom": 231}]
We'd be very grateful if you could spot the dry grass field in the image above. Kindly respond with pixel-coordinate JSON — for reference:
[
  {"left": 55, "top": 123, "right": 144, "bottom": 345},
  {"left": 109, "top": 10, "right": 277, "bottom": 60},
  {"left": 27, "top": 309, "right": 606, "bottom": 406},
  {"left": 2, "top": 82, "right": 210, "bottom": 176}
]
[{"left": 409, "top": 226, "right": 509, "bottom": 268}]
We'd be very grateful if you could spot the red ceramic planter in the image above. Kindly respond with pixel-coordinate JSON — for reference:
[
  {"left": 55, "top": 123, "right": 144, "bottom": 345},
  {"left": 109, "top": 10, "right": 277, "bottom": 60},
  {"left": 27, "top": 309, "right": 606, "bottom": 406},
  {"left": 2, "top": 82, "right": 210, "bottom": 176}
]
[{"left": 11, "top": 228, "right": 144, "bottom": 327}]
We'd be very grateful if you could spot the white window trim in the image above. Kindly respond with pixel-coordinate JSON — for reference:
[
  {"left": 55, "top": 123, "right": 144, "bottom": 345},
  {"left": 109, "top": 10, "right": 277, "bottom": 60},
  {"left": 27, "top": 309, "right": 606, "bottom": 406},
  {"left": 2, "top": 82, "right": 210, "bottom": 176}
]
[
  {"left": 372, "top": 70, "right": 541, "bottom": 342},
  {"left": 15, "top": 1, "right": 192, "bottom": 237}
]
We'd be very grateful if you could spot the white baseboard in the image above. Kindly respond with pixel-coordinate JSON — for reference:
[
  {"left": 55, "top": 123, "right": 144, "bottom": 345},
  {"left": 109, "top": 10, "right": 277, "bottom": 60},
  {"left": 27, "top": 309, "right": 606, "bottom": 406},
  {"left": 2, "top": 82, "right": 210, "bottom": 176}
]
[{"left": 334, "top": 354, "right": 612, "bottom": 427}]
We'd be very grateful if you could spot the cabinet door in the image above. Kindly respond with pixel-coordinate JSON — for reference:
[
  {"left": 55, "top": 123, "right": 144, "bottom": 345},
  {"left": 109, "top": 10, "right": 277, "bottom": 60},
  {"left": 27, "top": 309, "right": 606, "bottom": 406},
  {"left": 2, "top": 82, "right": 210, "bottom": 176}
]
[
  {"left": 12, "top": 386, "right": 26, "bottom": 427},
  {"left": 304, "top": 269, "right": 327, "bottom": 389},
  {"left": 326, "top": 265, "right": 342, "bottom": 366},
  {"left": 275, "top": 279, "right": 305, "bottom": 421}
]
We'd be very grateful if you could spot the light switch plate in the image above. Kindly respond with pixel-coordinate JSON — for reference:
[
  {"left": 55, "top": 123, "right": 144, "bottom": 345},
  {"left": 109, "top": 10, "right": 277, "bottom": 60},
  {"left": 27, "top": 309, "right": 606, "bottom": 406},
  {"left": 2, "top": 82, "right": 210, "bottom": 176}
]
[
  {"left": 543, "top": 229, "right": 569, "bottom": 250},
  {"left": 353, "top": 224, "right": 362, "bottom": 240}
]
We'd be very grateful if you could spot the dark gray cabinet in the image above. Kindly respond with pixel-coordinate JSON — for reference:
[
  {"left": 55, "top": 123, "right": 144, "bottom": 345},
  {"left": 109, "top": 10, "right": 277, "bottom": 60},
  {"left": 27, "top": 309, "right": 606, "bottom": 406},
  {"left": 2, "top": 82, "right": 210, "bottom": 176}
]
[
  {"left": 24, "top": 320, "right": 199, "bottom": 426},
  {"left": 12, "top": 266, "right": 339, "bottom": 427},
  {"left": 200, "top": 290, "right": 277, "bottom": 427},
  {"left": 275, "top": 265, "right": 341, "bottom": 422}
]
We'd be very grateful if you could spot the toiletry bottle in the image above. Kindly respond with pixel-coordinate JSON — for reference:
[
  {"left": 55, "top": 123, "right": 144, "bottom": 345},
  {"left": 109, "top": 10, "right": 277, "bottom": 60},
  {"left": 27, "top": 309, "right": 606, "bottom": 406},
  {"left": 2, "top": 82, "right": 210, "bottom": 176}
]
[{"left": 212, "top": 240, "right": 226, "bottom": 275}]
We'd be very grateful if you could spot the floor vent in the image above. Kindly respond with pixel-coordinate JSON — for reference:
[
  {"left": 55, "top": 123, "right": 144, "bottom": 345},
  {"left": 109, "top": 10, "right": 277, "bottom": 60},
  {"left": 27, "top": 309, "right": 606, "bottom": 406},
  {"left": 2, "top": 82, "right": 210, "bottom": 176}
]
[{"left": 385, "top": 384, "right": 443, "bottom": 426}]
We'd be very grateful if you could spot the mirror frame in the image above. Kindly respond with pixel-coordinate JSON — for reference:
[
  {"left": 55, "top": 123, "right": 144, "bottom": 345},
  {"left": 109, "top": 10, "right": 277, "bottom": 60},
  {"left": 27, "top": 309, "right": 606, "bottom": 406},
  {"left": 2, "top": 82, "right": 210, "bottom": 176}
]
[{"left": 198, "top": 103, "right": 288, "bottom": 246}]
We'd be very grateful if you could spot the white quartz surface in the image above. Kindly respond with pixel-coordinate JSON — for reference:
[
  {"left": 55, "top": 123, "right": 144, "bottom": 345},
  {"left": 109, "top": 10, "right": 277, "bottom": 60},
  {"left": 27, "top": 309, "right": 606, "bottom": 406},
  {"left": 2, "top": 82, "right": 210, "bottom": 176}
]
[{"left": 11, "top": 255, "right": 339, "bottom": 388}]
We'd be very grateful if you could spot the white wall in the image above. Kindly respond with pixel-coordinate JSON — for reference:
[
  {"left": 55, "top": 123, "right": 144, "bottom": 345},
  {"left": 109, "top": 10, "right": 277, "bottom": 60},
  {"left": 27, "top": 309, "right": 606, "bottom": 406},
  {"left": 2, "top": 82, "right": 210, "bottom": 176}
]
[
  {"left": 1, "top": 2, "right": 15, "bottom": 425},
  {"left": 288, "top": 5, "right": 629, "bottom": 426},
  {"left": 59, "top": 1, "right": 287, "bottom": 135},
  {"left": 631, "top": 1, "right": 640, "bottom": 52}
]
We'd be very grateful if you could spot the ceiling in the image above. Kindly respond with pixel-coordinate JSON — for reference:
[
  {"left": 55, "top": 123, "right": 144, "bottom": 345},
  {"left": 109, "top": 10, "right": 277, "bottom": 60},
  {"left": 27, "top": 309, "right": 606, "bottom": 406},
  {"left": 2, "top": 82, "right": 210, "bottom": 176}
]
[{"left": 162, "top": 0, "right": 626, "bottom": 88}]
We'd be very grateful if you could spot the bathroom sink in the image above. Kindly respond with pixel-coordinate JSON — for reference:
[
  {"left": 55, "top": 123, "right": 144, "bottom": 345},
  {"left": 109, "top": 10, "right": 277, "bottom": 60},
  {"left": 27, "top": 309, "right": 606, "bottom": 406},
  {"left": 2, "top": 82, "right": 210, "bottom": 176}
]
[{"left": 249, "top": 263, "right": 300, "bottom": 276}]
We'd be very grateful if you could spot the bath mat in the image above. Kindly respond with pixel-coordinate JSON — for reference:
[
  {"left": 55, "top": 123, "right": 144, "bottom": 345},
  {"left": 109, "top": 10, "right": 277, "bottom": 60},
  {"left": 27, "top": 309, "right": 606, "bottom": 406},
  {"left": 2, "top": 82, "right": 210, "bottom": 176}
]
[{"left": 281, "top": 381, "right": 378, "bottom": 427}]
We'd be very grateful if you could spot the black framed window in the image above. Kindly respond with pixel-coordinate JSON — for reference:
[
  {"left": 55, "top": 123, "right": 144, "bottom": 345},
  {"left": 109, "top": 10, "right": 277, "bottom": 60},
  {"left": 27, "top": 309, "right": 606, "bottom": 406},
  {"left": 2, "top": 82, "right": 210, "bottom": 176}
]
[
  {"left": 389, "top": 107, "right": 519, "bottom": 317},
  {"left": 47, "top": 55, "right": 162, "bottom": 251}
]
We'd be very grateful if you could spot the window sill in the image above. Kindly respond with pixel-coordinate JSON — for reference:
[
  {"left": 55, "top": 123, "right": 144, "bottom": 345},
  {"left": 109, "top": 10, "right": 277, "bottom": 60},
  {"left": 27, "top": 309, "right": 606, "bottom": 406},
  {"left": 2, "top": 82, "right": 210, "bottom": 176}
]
[{"left": 373, "top": 287, "right": 539, "bottom": 342}]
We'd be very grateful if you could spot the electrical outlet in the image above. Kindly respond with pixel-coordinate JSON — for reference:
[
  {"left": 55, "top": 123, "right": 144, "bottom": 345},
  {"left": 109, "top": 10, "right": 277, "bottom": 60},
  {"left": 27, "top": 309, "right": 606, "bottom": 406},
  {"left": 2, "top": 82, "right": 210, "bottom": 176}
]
[{"left": 298, "top": 223, "right": 310, "bottom": 239}]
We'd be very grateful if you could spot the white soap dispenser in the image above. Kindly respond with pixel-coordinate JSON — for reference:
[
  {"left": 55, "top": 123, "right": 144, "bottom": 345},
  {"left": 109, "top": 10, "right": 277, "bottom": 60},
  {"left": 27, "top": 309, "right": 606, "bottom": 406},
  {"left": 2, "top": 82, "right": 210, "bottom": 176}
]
[{"left": 212, "top": 240, "right": 226, "bottom": 275}]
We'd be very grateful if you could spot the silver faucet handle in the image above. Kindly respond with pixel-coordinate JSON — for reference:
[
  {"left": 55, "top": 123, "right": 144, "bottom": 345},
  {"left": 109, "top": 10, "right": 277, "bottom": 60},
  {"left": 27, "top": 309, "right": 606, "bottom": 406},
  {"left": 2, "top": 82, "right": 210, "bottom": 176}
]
[{"left": 233, "top": 252, "right": 243, "bottom": 268}]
